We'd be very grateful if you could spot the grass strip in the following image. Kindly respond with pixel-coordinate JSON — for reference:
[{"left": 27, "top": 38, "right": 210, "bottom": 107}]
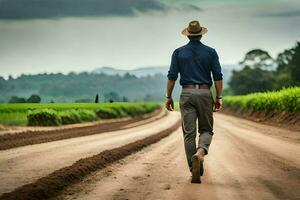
[
  {"left": 0, "top": 102, "right": 161, "bottom": 126},
  {"left": 224, "top": 87, "right": 300, "bottom": 112}
]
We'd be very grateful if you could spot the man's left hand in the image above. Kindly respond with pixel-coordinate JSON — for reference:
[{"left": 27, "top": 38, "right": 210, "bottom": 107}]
[
  {"left": 165, "top": 98, "right": 174, "bottom": 111},
  {"left": 214, "top": 99, "right": 223, "bottom": 112}
]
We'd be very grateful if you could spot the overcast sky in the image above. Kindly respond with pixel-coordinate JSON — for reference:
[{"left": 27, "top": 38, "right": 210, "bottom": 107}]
[{"left": 0, "top": 0, "right": 299, "bottom": 78}]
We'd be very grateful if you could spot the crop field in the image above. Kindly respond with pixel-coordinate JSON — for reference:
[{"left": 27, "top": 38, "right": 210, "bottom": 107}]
[
  {"left": 224, "top": 87, "right": 300, "bottom": 112},
  {"left": 0, "top": 102, "right": 162, "bottom": 126}
]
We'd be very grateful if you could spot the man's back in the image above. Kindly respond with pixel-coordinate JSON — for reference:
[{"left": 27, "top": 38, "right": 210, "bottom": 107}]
[{"left": 167, "top": 40, "right": 223, "bottom": 87}]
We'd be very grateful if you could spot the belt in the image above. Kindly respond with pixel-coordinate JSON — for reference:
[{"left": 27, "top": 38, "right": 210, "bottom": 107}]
[{"left": 182, "top": 84, "right": 210, "bottom": 89}]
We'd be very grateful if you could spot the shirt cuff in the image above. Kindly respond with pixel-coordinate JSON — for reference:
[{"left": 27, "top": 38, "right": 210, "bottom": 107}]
[
  {"left": 167, "top": 75, "right": 178, "bottom": 81},
  {"left": 213, "top": 76, "right": 223, "bottom": 81}
]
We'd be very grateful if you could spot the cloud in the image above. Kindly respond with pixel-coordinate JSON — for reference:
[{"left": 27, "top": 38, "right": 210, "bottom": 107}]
[
  {"left": 0, "top": 0, "right": 166, "bottom": 20},
  {"left": 177, "top": 4, "right": 203, "bottom": 12},
  {"left": 264, "top": 10, "right": 300, "bottom": 17}
]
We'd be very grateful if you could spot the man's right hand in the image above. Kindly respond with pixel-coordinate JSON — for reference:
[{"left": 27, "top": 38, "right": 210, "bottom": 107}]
[
  {"left": 214, "top": 99, "right": 223, "bottom": 112},
  {"left": 165, "top": 98, "right": 174, "bottom": 111}
]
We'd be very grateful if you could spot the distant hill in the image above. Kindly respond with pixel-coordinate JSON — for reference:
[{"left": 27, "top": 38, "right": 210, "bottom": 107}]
[
  {"left": 92, "top": 66, "right": 169, "bottom": 77},
  {"left": 92, "top": 65, "right": 239, "bottom": 82}
]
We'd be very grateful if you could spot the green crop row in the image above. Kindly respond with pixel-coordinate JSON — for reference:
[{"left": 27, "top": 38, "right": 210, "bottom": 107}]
[
  {"left": 224, "top": 87, "right": 300, "bottom": 112},
  {"left": 27, "top": 109, "right": 99, "bottom": 126},
  {"left": 0, "top": 102, "right": 160, "bottom": 113},
  {"left": 0, "top": 102, "right": 162, "bottom": 126}
]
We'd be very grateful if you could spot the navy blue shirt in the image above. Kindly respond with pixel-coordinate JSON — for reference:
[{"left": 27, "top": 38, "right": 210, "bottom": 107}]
[{"left": 167, "top": 40, "right": 223, "bottom": 86}]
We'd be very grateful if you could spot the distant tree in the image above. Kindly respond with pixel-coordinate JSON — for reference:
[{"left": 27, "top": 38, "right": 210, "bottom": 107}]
[
  {"left": 50, "top": 99, "right": 55, "bottom": 103},
  {"left": 124, "top": 72, "right": 137, "bottom": 80},
  {"left": 122, "top": 96, "right": 129, "bottom": 102},
  {"left": 229, "top": 49, "right": 277, "bottom": 94},
  {"left": 104, "top": 91, "right": 120, "bottom": 102},
  {"left": 68, "top": 72, "right": 76, "bottom": 76},
  {"left": 240, "top": 49, "right": 275, "bottom": 70},
  {"left": 229, "top": 66, "right": 275, "bottom": 95},
  {"left": 274, "top": 41, "right": 300, "bottom": 87},
  {"left": 8, "top": 96, "right": 26, "bottom": 103},
  {"left": 144, "top": 94, "right": 153, "bottom": 101},
  {"left": 273, "top": 48, "right": 295, "bottom": 89},
  {"left": 0, "top": 76, "right": 5, "bottom": 91},
  {"left": 74, "top": 98, "right": 92, "bottom": 103},
  {"left": 290, "top": 42, "right": 300, "bottom": 85},
  {"left": 95, "top": 94, "right": 99, "bottom": 103},
  {"left": 27, "top": 94, "right": 41, "bottom": 103},
  {"left": 276, "top": 49, "right": 294, "bottom": 72}
]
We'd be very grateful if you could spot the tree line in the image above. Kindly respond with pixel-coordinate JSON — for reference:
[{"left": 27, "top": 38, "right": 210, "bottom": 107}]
[
  {"left": 9, "top": 94, "right": 41, "bottom": 103},
  {"left": 228, "top": 42, "right": 300, "bottom": 95},
  {"left": 0, "top": 73, "right": 181, "bottom": 103}
]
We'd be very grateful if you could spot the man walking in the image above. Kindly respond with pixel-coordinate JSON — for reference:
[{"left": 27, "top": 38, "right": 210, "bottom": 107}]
[{"left": 165, "top": 20, "right": 223, "bottom": 183}]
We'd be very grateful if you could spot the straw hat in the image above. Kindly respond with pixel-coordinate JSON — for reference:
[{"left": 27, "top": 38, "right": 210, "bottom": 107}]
[{"left": 181, "top": 20, "right": 208, "bottom": 36}]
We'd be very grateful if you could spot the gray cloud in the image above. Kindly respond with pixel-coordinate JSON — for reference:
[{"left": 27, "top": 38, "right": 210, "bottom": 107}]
[
  {"left": 259, "top": 10, "right": 300, "bottom": 18},
  {"left": 177, "top": 4, "right": 203, "bottom": 12},
  {"left": 0, "top": 0, "right": 166, "bottom": 20}
]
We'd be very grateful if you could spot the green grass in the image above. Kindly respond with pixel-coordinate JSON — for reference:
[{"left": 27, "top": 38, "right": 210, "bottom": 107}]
[
  {"left": 0, "top": 112, "right": 28, "bottom": 126},
  {"left": 0, "top": 102, "right": 162, "bottom": 126},
  {"left": 224, "top": 87, "right": 300, "bottom": 112},
  {"left": 0, "top": 102, "right": 160, "bottom": 113},
  {"left": 174, "top": 101, "right": 179, "bottom": 111}
]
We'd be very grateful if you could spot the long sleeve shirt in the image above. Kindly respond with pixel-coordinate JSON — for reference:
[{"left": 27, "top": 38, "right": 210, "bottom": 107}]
[{"left": 167, "top": 40, "right": 223, "bottom": 87}]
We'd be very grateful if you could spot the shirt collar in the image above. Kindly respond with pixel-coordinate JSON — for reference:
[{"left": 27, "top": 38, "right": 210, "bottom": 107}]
[{"left": 188, "top": 40, "right": 202, "bottom": 45}]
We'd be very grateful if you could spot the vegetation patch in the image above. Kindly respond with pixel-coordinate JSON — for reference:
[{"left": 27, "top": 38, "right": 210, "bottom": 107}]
[
  {"left": 223, "top": 87, "right": 300, "bottom": 131},
  {"left": 76, "top": 109, "right": 97, "bottom": 121},
  {"left": 0, "top": 103, "right": 161, "bottom": 126},
  {"left": 27, "top": 109, "right": 61, "bottom": 126},
  {"left": 95, "top": 107, "right": 120, "bottom": 119},
  {"left": 58, "top": 110, "right": 82, "bottom": 125},
  {"left": 224, "top": 87, "right": 300, "bottom": 112}
]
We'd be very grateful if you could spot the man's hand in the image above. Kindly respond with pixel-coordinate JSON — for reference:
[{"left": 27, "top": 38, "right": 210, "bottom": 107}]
[
  {"left": 165, "top": 80, "right": 176, "bottom": 111},
  {"left": 214, "top": 80, "right": 223, "bottom": 112},
  {"left": 214, "top": 98, "right": 223, "bottom": 112},
  {"left": 165, "top": 98, "right": 174, "bottom": 111}
]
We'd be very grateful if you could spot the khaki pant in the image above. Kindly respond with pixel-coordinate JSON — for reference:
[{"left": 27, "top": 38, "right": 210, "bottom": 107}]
[{"left": 179, "top": 88, "right": 214, "bottom": 171}]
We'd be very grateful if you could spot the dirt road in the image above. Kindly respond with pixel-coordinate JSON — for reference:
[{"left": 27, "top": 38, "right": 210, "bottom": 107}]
[
  {"left": 57, "top": 112, "right": 300, "bottom": 200},
  {"left": 0, "top": 111, "right": 180, "bottom": 195}
]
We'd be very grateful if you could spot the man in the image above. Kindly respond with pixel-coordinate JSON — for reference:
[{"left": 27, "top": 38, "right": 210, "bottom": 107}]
[{"left": 165, "top": 20, "right": 223, "bottom": 184}]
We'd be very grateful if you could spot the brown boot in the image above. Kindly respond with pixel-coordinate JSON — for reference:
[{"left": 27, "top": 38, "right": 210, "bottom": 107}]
[
  {"left": 195, "top": 148, "right": 205, "bottom": 176},
  {"left": 191, "top": 154, "right": 204, "bottom": 183}
]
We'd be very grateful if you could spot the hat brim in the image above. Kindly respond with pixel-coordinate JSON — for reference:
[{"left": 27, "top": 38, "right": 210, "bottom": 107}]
[{"left": 181, "top": 27, "right": 208, "bottom": 36}]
